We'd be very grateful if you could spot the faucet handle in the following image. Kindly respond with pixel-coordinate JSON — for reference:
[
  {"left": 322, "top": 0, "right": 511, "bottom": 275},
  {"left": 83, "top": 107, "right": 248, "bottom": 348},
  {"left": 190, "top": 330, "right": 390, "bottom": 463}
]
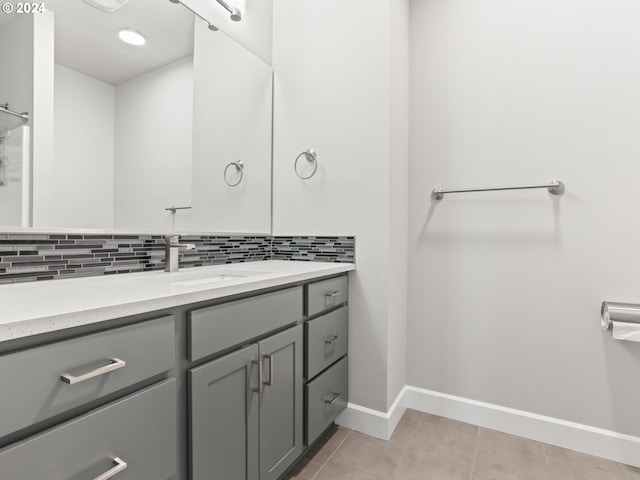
[
  {"left": 164, "top": 235, "right": 179, "bottom": 245},
  {"left": 165, "top": 235, "right": 195, "bottom": 249}
]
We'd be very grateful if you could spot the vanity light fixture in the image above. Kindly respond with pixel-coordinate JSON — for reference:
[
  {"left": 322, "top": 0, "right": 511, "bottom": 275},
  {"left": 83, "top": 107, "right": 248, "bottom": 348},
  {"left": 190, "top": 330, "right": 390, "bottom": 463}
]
[
  {"left": 118, "top": 29, "right": 146, "bottom": 46},
  {"left": 81, "top": 0, "right": 128, "bottom": 13}
]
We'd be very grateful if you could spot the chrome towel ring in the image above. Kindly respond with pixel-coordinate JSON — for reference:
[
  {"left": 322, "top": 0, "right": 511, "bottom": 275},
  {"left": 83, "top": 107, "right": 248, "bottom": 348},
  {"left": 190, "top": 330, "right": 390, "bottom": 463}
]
[
  {"left": 294, "top": 149, "right": 318, "bottom": 179},
  {"left": 224, "top": 160, "right": 244, "bottom": 187}
]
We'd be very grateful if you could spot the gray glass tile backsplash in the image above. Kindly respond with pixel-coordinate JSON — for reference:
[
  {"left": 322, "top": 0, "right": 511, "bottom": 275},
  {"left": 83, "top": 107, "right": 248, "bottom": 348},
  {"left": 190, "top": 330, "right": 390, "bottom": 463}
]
[{"left": 0, "top": 234, "right": 354, "bottom": 284}]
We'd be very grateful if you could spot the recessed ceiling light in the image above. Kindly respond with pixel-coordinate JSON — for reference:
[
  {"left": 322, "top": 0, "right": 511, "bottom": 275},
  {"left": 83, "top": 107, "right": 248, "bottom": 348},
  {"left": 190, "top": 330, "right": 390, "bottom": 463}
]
[
  {"left": 118, "top": 29, "right": 146, "bottom": 46},
  {"left": 82, "top": 0, "right": 128, "bottom": 13}
]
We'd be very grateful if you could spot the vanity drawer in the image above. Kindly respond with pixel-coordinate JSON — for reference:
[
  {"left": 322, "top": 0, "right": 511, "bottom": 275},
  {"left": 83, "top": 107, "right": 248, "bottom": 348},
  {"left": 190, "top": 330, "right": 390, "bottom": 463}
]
[
  {"left": 306, "top": 306, "right": 348, "bottom": 379},
  {"left": 0, "top": 379, "right": 177, "bottom": 479},
  {"left": 305, "top": 275, "right": 349, "bottom": 317},
  {"left": 0, "top": 315, "right": 175, "bottom": 439},
  {"left": 306, "top": 356, "right": 348, "bottom": 445},
  {"left": 189, "top": 286, "right": 302, "bottom": 361}
]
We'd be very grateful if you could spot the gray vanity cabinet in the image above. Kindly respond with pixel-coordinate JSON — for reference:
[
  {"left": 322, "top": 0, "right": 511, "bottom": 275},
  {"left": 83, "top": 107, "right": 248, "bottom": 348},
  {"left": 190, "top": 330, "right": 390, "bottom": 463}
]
[
  {"left": 189, "top": 324, "right": 303, "bottom": 480},
  {"left": 304, "top": 275, "right": 350, "bottom": 446}
]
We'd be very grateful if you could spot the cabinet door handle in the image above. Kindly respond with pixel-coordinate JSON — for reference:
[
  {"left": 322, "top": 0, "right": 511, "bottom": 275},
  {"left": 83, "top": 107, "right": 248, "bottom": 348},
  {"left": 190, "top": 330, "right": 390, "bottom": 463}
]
[
  {"left": 94, "top": 457, "right": 127, "bottom": 480},
  {"left": 324, "top": 335, "right": 340, "bottom": 345},
  {"left": 60, "top": 358, "right": 126, "bottom": 385},
  {"left": 324, "top": 392, "right": 341, "bottom": 405},
  {"left": 324, "top": 291, "right": 341, "bottom": 299},
  {"left": 252, "top": 359, "right": 263, "bottom": 394},
  {"left": 263, "top": 354, "right": 274, "bottom": 387}
]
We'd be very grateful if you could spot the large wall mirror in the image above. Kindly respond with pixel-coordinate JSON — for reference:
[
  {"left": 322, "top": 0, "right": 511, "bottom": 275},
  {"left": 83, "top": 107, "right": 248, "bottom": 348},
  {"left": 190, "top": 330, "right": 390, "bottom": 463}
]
[{"left": 0, "top": 0, "right": 273, "bottom": 234}]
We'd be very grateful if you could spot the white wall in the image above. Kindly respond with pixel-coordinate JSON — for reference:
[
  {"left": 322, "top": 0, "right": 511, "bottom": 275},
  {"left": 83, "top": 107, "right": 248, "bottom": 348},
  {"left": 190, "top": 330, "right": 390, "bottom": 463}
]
[
  {"left": 273, "top": 0, "right": 409, "bottom": 412},
  {"left": 0, "top": 16, "right": 34, "bottom": 227},
  {"left": 0, "top": 16, "right": 33, "bottom": 132},
  {"left": 114, "top": 57, "right": 194, "bottom": 231},
  {"left": 408, "top": 0, "right": 640, "bottom": 437},
  {"left": 191, "top": 21, "right": 272, "bottom": 234},
  {"left": 49, "top": 64, "right": 114, "bottom": 228},
  {"left": 387, "top": 0, "right": 410, "bottom": 408},
  {"left": 30, "top": 10, "right": 55, "bottom": 228}
]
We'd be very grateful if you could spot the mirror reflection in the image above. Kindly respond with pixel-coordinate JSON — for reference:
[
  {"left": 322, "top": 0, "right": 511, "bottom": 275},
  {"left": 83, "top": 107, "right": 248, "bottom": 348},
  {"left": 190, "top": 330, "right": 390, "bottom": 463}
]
[{"left": 0, "top": 0, "right": 272, "bottom": 233}]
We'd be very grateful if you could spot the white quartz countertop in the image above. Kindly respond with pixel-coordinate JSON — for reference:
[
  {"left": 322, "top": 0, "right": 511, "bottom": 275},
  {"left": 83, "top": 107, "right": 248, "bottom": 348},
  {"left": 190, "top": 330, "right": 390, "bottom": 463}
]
[{"left": 0, "top": 260, "right": 355, "bottom": 342}]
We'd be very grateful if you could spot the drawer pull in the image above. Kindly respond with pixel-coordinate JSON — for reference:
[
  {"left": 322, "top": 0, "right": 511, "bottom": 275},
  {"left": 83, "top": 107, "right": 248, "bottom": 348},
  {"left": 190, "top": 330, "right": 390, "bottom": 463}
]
[
  {"left": 324, "top": 392, "right": 341, "bottom": 405},
  {"left": 264, "top": 354, "right": 274, "bottom": 387},
  {"left": 60, "top": 358, "right": 126, "bottom": 385},
  {"left": 324, "top": 291, "right": 341, "bottom": 299},
  {"left": 94, "top": 457, "right": 127, "bottom": 480},
  {"left": 252, "top": 359, "right": 264, "bottom": 394},
  {"left": 324, "top": 335, "right": 340, "bottom": 345}
]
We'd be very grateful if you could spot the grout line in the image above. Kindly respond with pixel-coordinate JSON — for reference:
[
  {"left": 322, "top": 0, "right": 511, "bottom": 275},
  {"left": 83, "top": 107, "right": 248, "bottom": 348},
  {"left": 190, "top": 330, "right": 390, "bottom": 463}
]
[
  {"left": 469, "top": 432, "right": 480, "bottom": 480},
  {"left": 308, "top": 428, "right": 353, "bottom": 480},
  {"left": 392, "top": 412, "right": 422, "bottom": 478},
  {"left": 542, "top": 442, "right": 549, "bottom": 466}
]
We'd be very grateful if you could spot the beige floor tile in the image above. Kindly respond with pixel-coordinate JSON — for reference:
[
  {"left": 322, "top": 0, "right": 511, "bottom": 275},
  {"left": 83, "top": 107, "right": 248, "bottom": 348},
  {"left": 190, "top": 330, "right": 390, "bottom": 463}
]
[
  {"left": 398, "top": 408, "right": 424, "bottom": 427},
  {"left": 473, "top": 428, "right": 547, "bottom": 480},
  {"left": 399, "top": 421, "right": 476, "bottom": 480},
  {"left": 623, "top": 465, "right": 640, "bottom": 479},
  {"left": 545, "top": 457, "right": 625, "bottom": 480},
  {"left": 329, "top": 431, "right": 407, "bottom": 478},
  {"left": 304, "top": 425, "right": 352, "bottom": 465},
  {"left": 419, "top": 412, "right": 479, "bottom": 436},
  {"left": 389, "top": 461, "right": 425, "bottom": 480},
  {"left": 544, "top": 444, "right": 624, "bottom": 476},
  {"left": 283, "top": 458, "right": 323, "bottom": 480},
  {"left": 472, "top": 474, "right": 501, "bottom": 480},
  {"left": 315, "top": 459, "right": 382, "bottom": 480}
]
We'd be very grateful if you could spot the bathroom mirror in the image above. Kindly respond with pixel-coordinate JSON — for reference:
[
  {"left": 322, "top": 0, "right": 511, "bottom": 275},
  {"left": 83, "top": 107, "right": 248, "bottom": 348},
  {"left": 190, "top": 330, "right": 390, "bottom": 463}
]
[{"left": 0, "top": 0, "right": 273, "bottom": 233}]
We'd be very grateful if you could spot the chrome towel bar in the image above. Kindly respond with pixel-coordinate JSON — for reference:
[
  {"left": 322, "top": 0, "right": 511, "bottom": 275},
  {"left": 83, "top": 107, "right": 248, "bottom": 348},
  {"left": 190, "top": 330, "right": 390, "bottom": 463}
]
[
  {"left": 432, "top": 180, "right": 565, "bottom": 201},
  {"left": 0, "top": 103, "right": 29, "bottom": 122}
]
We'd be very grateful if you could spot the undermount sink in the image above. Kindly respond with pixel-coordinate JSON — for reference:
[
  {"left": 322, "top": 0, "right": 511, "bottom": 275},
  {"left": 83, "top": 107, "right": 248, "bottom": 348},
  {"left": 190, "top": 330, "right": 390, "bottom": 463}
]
[{"left": 145, "top": 268, "right": 272, "bottom": 287}]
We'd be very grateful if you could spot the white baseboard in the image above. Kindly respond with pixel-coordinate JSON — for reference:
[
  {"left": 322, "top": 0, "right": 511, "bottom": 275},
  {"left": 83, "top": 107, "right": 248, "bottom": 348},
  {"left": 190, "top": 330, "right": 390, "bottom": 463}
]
[
  {"left": 335, "top": 385, "right": 408, "bottom": 440},
  {"left": 337, "top": 385, "right": 640, "bottom": 468}
]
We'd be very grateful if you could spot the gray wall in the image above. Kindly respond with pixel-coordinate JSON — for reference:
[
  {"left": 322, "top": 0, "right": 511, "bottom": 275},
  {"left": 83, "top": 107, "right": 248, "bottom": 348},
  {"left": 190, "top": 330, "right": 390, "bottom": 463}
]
[
  {"left": 408, "top": 0, "right": 640, "bottom": 435},
  {"left": 272, "top": 0, "right": 410, "bottom": 412}
]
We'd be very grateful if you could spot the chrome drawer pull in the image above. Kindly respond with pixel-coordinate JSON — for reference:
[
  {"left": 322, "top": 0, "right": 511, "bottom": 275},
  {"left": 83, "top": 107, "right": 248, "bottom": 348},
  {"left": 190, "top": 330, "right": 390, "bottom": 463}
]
[
  {"left": 94, "top": 457, "right": 127, "bottom": 480},
  {"left": 324, "top": 335, "right": 340, "bottom": 345},
  {"left": 324, "top": 392, "right": 341, "bottom": 405},
  {"left": 324, "top": 291, "right": 341, "bottom": 299},
  {"left": 252, "top": 359, "right": 264, "bottom": 394},
  {"left": 264, "top": 354, "right": 274, "bottom": 387},
  {"left": 60, "top": 358, "right": 126, "bottom": 385}
]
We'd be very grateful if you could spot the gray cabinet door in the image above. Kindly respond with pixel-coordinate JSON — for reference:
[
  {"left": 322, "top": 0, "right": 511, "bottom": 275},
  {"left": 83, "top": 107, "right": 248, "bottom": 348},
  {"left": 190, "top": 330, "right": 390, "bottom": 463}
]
[
  {"left": 258, "top": 325, "right": 303, "bottom": 480},
  {"left": 189, "top": 344, "right": 260, "bottom": 480}
]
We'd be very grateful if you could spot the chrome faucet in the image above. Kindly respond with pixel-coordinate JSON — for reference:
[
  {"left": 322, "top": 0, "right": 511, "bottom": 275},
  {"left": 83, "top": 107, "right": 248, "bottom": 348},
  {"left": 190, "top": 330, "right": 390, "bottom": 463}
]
[{"left": 164, "top": 235, "right": 196, "bottom": 272}]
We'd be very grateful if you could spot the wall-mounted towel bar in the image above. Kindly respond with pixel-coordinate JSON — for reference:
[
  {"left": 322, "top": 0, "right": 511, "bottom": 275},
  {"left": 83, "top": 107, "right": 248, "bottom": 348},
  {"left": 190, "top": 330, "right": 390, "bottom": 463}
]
[
  {"left": 0, "top": 103, "right": 29, "bottom": 123},
  {"left": 431, "top": 180, "right": 564, "bottom": 201}
]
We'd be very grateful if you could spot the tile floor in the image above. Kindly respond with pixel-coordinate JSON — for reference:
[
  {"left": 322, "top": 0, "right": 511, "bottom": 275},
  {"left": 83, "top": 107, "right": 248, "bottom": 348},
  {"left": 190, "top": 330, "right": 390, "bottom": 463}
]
[{"left": 284, "top": 409, "right": 640, "bottom": 480}]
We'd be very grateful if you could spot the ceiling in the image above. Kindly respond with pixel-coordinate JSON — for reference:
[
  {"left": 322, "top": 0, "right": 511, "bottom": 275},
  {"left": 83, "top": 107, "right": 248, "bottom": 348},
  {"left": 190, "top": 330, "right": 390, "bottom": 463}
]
[{"left": 44, "top": 0, "right": 195, "bottom": 85}]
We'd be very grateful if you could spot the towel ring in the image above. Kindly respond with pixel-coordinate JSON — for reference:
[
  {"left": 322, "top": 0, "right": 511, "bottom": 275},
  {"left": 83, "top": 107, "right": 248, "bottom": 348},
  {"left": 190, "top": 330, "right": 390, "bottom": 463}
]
[
  {"left": 294, "top": 149, "right": 318, "bottom": 180},
  {"left": 224, "top": 160, "right": 244, "bottom": 187}
]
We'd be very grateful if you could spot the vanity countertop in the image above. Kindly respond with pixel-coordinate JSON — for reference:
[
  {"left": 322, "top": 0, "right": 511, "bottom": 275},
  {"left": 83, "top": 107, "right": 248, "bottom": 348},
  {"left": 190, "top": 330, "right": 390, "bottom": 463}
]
[{"left": 0, "top": 260, "right": 355, "bottom": 342}]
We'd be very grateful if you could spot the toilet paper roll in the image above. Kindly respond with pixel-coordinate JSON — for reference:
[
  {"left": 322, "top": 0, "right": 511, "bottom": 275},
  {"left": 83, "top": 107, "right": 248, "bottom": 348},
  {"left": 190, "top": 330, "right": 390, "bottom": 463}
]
[
  {"left": 612, "top": 322, "right": 640, "bottom": 342},
  {"left": 601, "top": 301, "right": 640, "bottom": 331}
]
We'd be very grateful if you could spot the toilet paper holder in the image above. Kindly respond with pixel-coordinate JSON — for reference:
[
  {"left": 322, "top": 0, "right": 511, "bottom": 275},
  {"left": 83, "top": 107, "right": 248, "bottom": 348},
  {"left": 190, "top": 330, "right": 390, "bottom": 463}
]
[{"left": 601, "top": 301, "right": 640, "bottom": 331}]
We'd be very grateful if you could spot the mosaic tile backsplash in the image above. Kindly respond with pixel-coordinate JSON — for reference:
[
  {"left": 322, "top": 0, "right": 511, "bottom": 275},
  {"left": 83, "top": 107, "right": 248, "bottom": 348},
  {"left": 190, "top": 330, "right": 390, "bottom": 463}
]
[{"left": 0, "top": 234, "right": 355, "bottom": 284}]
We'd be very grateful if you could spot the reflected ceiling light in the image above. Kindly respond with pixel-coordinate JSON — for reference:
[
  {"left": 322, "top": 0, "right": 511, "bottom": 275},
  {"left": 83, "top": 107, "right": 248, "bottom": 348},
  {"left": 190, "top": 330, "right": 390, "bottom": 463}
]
[
  {"left": 82, "top": 0, "right": 128, "bottom": 13},
  {"left": 118, "top": 29, "right": 146, "bottom": 46}
]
